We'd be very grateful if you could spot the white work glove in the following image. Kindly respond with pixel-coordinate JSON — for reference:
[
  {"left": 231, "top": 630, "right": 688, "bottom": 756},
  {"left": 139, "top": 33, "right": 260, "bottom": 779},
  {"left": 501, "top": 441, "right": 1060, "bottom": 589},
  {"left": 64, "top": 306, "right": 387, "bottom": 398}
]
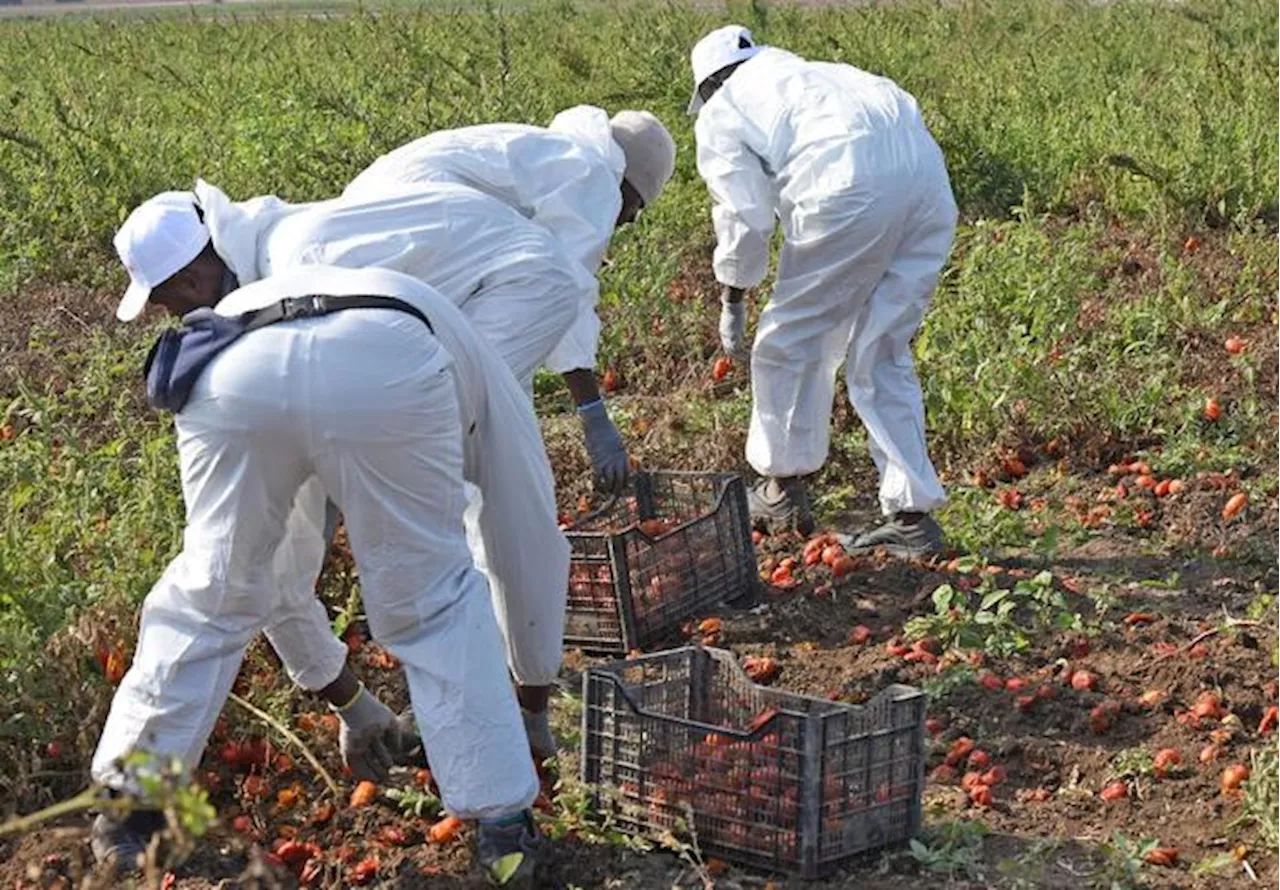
[
  {"left": 335, "top": 684, "right": 402, "bottom": 782},
  {"left": 578, "top": 399, "right": 630, "bottom": 494},
  {"left": 719, "top": 298, "right": 748, "bottom": 359}
]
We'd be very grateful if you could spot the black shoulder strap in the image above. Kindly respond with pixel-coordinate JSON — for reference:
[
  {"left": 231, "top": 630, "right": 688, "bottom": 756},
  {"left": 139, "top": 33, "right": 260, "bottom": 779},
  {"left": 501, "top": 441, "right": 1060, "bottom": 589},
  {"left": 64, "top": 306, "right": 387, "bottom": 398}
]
[{"left": 243, "top": 294, "right": 434, "bottom": 334}]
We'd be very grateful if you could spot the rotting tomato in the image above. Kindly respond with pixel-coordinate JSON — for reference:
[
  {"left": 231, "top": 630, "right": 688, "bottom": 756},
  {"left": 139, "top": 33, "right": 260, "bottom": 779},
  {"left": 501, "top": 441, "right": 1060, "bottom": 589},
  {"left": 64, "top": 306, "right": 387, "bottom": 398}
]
[
  {"left": 981, "top": 766, "right": 1007, "bottom": 786},
  {"left": 1222, "top": 492, "right": 1248, "bottom": 520},
  {"left": 348, "top": 857, "right": 379, "bottom": 886},
  {"left": 1070, "top": 670, "right": 1098, "bottom": 691},
  {"left": 1152, "top": 748, "right": 1181, "bottom": 777},
  {"left": 697, "top": 617, "right": 723, "bottom": 635},
  {"left": 429, "top": 815, "right": 464, "bottom": 844},
  {"left": 978, "top": 672, "right": 1003, "bottom": 692},
  {"left": 1099, "top": 781, "right": 1129, "bottom": 802},
  {"left": 1221, "top": 763, "right": 1250, "bottom": 794},
  {"left": 930, "top": 764, "right": 957, "bottom": 783},
  {"left": 349, "top": 780, "right": 377, "bottom": 808},
  {"left": 712, "top": 357, "right": 731, "bottom": 382}
]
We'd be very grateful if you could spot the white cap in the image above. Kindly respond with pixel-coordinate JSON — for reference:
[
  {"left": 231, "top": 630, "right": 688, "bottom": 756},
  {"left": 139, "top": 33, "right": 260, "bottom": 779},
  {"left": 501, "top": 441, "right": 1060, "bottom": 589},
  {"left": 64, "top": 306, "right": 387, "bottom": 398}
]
[
  {"left": 113, "top": 191, "right": 209, "bottom": 322},
  {"left": 609, "top": 111, "right": 677, "bottom": 207},
  {"left": 688, "top": 24, "right": 761, "bottom": 115}
]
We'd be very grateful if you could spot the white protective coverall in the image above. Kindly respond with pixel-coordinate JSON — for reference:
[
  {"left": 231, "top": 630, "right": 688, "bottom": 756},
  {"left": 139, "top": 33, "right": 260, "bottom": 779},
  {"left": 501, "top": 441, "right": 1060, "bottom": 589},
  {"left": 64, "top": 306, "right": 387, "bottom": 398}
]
[
  {"left": 696, "top": 48, "right": 956, "bottom": 515},
  {"left": 92, "top": 265, "right": 558, "bottom": 818},
  {"left": 187, "top": 180, "right": 582, "bottom": 690},
  {"left": 343, "top": 105, "right": 627, "bottom": 374}
]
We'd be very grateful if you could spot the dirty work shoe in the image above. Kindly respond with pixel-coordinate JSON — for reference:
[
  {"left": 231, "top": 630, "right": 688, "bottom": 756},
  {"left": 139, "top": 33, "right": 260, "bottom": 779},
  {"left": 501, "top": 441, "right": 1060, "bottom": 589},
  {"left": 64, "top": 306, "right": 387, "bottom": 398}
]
[
  {"left": 477, "top": 811, "right": 545, "bottom": 888},
  {"left": 848, "top": 512, "right": 946, "bottom": 559},
  {"left": 90, "top": 808, "right": 165, "bottom": 873},
  {"left": 747, "top": 477, "right": 815, "bottom": 536}
]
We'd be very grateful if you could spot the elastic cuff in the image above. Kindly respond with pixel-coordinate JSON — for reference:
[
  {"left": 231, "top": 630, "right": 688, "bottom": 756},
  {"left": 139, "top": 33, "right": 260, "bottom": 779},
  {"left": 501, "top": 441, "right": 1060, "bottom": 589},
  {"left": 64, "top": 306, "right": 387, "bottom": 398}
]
[
  {"left": 478, "top": 810, "right": 528, "bottom": 827},
  {"left": 576, "top": 398, "right": 604, "bottom": 414},
  {"left": 330, "top": 682, "right": 365, "bottom": 713}
]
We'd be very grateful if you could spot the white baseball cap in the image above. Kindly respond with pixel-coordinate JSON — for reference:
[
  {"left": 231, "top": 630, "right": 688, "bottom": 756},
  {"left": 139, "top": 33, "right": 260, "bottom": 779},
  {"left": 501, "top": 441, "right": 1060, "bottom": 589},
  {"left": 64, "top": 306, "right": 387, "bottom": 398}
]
[
  {"left": 688, "top": 24, "right": 761, "bottom": 115},
  {"left": 113, "top": 190, "right": 209, "bottom": 322}
]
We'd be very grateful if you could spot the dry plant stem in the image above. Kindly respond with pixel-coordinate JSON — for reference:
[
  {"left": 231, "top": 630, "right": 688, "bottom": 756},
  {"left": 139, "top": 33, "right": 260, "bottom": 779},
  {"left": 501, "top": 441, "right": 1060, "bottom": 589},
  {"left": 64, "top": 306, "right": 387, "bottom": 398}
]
[
  {"left": 228, "top": 692, "right": 340, "bottom": 798},
  {"left": 1183, "top": 620, "right": 1261, "bottom": 652},
  {"left": 0, "top": 785, "right": 115, "bottom": 837}
]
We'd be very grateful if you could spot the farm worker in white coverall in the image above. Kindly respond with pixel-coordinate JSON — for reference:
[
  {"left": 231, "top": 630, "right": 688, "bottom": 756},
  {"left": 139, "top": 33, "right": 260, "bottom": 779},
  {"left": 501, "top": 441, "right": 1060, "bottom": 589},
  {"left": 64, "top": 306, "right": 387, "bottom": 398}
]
[
  {"left": 119, "top": 156, "right": 670, "bottom": 761},
  {"left": 345, "top": 105, "right": 677, "bottom": 472},
  {"left": 93, "top": 219, "right": 554, "bottom": 885},
  {"left": 688, "top": 26, "right": 957, "bottom": 557}
]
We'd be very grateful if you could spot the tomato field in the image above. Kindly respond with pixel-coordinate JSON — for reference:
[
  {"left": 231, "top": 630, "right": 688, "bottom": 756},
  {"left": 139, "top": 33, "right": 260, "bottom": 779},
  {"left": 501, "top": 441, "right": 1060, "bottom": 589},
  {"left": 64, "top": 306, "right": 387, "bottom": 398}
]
[{"left": 0, "top": 0, "right": 1276, "bottom": 887}]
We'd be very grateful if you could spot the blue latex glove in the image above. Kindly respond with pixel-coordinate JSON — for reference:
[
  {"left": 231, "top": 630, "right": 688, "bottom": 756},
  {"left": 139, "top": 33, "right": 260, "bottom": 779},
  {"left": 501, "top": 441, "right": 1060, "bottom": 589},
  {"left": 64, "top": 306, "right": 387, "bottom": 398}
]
[{"left": 578, "top": 399, "right": 629, "bottom": 493}]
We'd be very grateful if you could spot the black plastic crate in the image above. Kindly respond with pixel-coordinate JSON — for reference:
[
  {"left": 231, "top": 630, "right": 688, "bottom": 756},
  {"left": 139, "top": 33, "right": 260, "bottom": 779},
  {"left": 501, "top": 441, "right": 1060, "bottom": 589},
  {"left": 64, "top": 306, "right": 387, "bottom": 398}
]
[
  {"left": 564, "top": 472, "right": 756, "bottom": 654},
  {"left": 581, "top": 647, "right": 926, "bottom": 877}
]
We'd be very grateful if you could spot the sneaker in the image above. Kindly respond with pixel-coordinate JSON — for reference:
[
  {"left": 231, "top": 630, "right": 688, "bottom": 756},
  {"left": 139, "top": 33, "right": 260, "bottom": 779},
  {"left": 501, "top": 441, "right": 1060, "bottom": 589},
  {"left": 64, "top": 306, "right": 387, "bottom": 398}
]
[
  {"left": 848, "top": 512, "right": 946, "bottom": 559},
  {"left": 89, "top": 808, "right": 165, "bottom": 873},
  {"left": 747, "top": 477, "right": 815, "bottom": 536},
  {"left": 477, "top": 811, "right": 545, "bottom": 888}
]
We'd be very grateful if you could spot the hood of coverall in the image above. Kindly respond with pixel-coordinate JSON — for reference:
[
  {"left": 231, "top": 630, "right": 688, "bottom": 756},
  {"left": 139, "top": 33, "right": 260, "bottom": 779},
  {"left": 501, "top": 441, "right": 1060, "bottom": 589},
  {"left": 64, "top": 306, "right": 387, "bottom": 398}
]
[
  {"left": 688, "top": 24, "right": 762, "bottom": 115},
  {"left": 193, "top": 179, "right": 315, "bottom": 287}
]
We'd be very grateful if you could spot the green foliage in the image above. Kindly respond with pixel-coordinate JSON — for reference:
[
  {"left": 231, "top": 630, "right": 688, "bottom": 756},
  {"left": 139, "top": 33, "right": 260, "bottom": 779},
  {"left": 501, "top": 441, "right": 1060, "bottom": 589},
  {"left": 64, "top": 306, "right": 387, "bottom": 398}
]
[
  {"left": 906, "top": 819, "right": 989, "bottom": 881},
  {"left": 1232, "top": 746, "right": 1279, "bottom": 851},
  {"left": 385, "top": 785, "right": 441, "bottom": 820},
  {"left": 1094, "top": 833, "right": 1158, "bottom": 890},
  {"left": 905, "top": 570, "right": 1083, "bottom": 657}
]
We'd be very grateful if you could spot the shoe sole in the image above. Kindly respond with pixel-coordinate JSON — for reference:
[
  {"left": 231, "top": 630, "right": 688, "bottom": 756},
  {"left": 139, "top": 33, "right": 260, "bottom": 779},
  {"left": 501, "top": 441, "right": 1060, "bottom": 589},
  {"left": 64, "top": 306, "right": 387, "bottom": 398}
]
[{"left": 846, "top": 541, "right": 944, "bottom": 560}]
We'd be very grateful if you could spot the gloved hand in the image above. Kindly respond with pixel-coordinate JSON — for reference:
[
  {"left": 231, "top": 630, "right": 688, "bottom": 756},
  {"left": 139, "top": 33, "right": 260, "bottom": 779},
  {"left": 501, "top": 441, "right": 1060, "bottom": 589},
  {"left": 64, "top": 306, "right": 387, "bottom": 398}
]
[
  {"left": 578, "top": 399, "right": 630, "bottom": 494},
  {"left": 719, "top": 298, "right": 748, "bottom": 358},
  {"left": 335, "top": 684, "right": 401, "bottom": 782}
]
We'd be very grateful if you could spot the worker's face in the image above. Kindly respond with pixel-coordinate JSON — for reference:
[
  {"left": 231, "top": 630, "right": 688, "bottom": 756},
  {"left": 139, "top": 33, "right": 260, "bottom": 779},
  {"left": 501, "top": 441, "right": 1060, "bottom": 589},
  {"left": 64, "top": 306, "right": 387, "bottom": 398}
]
[
  {"left": 697, "top": 61, "right": 743, "bottom": 108},
  {"left": 617, "top": 179, "right": 645, "bottom": 228},
  {"left": 148, "top": 253, "right": 225, "bottom": 318}
]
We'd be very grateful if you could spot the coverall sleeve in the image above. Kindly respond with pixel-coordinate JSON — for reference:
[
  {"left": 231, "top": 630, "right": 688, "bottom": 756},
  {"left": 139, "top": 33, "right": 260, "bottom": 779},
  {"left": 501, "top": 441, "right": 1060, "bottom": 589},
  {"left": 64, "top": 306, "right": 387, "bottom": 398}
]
[
  {"left": 542, "top": 302, "right": 602, "bottom": 374},
  {"left": 695, "top": 108, "right": 777, "bottom": 289},
  {"left": 465, "top": 350, "right": 570, "bottom": 686}
]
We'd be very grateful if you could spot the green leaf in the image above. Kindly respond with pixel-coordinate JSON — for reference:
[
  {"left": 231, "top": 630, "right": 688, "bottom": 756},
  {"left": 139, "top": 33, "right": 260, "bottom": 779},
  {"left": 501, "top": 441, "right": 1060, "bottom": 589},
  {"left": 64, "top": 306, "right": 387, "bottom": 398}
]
[
  {"left": 979, "top": 589, "right": 1010, "bottom": 610},
  {"left": 932, "top": 585, "right": 955, "bottom": 612},
  {"left": 489, "top": 852, "right": 526, "bottom": 885}
]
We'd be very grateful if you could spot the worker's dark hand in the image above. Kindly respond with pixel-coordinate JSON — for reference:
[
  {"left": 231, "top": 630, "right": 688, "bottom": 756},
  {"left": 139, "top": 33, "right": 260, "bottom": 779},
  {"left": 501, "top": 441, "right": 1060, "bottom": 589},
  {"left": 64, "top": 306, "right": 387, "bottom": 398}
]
[
  {"left": 578, "top": 399, "right": 630, "bottom": 494},
  {"left": 335, "top": 684, "right": 398, "bottom": 782}
]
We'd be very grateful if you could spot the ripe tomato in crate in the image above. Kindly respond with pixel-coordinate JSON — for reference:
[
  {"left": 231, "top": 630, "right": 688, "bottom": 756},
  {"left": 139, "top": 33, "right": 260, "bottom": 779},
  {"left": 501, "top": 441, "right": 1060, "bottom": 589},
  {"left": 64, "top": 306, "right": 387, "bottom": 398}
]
[
  {"left": 582, "top": 647, "right": 927, "bottom": 878},
  {"left": 563, "top": 472, "right": 757, "bottom": 654}
]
